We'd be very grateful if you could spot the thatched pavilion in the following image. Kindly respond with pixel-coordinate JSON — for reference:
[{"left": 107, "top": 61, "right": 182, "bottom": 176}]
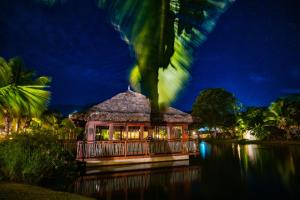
[
  {"left": 71, "top": 89, "right": 193, "bottom": 142},
  {"left": 71, "top": 89, "right": 198, "bottom": 164}
]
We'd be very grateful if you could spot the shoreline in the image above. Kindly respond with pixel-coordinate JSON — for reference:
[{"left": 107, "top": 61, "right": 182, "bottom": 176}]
[{"left": 202, "top": 139, "right": 300, "bottom": 145}]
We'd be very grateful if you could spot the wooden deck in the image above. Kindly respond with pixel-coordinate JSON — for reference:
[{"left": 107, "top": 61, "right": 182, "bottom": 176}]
[
  {"left": 76, "top": 139, "right": 198, "bottom": 169},
  {"left": 84, "top": 154, "right": 189, "bottom": 166},
  {"left": 76, "top": 139, "right": 198, "bottom": 160},
  {"left": 83, "top": 155, "right": 191, "bottom": 174}
]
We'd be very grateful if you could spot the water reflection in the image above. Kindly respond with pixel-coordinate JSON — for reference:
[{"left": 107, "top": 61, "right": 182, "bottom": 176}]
[
  {"left": 71, "top": 143, "right": 300, "bottom": 199},
  {"left": 199, "top": 141, "right": 211, "bottom": 159},
  {"left": 74, "top": 166, "right": 201, "bottom": 199},
  {"left": 230, "top": 144, "right": 299, "bottom": 190}
]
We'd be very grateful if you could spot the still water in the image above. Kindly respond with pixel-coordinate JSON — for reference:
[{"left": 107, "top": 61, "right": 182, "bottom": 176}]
[{"left": 70, "top": 142, "right": 300, "bottom": 199}]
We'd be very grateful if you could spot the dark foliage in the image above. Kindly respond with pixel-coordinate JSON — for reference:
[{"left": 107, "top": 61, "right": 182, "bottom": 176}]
[{"left": 0, "top": 131, "right": 75, "bottom": 184}]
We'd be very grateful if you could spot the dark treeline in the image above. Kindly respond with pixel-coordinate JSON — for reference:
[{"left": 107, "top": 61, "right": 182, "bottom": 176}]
[{"left": 192, "top": 88, "right": 300, "bottom": 140}]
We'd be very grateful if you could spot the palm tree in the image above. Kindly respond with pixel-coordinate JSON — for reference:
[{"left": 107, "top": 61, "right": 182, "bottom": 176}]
[
  {"left": 31, "top": 110, "right": 62, "bottom": 134},
  {"left": 264, "top": 99, "right": 295, "bottom": 139},
  {"left": 34, "top": 0, "right": 233, "bottom": 114},
  {"left": 0, "top": 57, "right": 51, "bottom": 134},
  {"left": 98, "top": 0, "right": 233, "bottom": 112},
  {"left": 265, "top": 101, "right": 288, "bottom": 129}
]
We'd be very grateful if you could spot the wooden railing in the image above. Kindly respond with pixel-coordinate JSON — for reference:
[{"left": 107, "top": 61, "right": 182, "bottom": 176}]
[{"left": 76, "top": 139, "right": 199, "bottom": 159}]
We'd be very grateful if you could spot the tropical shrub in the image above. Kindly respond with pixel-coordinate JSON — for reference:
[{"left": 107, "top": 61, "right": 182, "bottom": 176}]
[
  {"left": 0, "top": 131, "right": 75, "bottom": 183},
  {"left": 237, "top": 107, "right": 270, "bottom": 140},
  {"left": 265, "top": 94, "right": 300, "bottom": 139}
]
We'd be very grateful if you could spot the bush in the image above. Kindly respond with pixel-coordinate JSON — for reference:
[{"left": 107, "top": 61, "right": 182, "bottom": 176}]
[{"left": 0, "top": 131, "right": 75, "bottom": 184}]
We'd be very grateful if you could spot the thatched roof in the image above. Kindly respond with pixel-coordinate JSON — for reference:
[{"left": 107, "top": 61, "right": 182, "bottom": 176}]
[{"left": 70, "top": 90, "right": 193, "bottom": 123}]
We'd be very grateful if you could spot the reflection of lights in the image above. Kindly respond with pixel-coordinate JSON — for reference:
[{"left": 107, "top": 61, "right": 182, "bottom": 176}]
[
  {"left": 96, "top": 184, "right": 100, "bottom": 192},
  {"left": 246, "top": 145, "right": 258, "bottom": 164},
  {"left": 247, "top": 145, "right": 254, "bottom": 162},
  {"left": 200, "top": 142, "right": 206, "bottom": 159},
  {"left": 237, "top": 144, "right": 241, "bottom": 161},
  {"left": 199, "top": 141, "right": 211, "bottom": 159}
]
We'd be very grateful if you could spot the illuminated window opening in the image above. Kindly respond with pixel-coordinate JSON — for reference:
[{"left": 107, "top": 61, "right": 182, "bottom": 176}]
[
  {"left": 127, "top": 126, "right": 141, "bottom": 140},
  {"left": 143, "top": 127, "right": 149, "bottom": 139},
  {"left": 154, "top": 126, "right": 167, "bottom": 140},
  {"left": 95, "top": 126, "right": 109, "bottom": 141},
  {"left": 114, "top": 126, "right": 124, "bottom": 141},
  {"left": 172, "top": 126, "right": 183, "bottom": 139}
]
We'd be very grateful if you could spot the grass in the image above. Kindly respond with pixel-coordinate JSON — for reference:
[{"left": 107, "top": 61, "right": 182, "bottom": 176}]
[{"left": 0, "top": 182, "right": 93, "bottom": 200}]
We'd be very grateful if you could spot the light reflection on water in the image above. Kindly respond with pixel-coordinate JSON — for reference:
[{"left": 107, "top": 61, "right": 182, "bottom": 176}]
[
  {"left": 232, "top": 144, "right": 297, "bottom": 188},
  {"left": 199, "top": 141, "right": 212, "bottom": 159},
  {"left": 71, "top": 142, "right": 300, "bottom": 199}
]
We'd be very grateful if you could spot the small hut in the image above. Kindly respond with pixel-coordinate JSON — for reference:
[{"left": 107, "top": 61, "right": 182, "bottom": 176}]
[{"left": 71, "top": 89, "right": 198, "bottom": 163}]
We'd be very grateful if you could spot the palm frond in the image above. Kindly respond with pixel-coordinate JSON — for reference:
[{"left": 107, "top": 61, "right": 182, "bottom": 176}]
[
  {"left": 99, "top": 0, "right": 233, "bottom": 110},
  {"left": 0, "top": 57, "right": 51, "bottom": 121}
]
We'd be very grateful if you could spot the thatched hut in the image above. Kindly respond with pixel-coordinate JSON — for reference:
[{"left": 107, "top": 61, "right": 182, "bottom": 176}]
[{"left": 70, "top": 89, "right": 193, "bottom": 142}]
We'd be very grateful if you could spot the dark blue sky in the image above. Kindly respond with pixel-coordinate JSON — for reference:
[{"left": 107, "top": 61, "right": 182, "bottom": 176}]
[{"left": 1, "top": 0, "right": 300, "bottom": 112}]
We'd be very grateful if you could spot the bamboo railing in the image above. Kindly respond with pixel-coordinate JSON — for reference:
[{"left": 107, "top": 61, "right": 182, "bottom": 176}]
[{"left": 76, "top": 139, "right": 199, "bottom": 159}]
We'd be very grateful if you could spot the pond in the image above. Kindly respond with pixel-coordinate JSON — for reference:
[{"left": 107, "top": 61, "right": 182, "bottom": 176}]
[{"left": 68, "top": 142, "right": 300, "bottom": 199}]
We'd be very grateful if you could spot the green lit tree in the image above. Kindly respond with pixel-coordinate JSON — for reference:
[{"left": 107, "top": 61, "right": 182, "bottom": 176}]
[
  {"left": 237, "top": 107, "right": 269, "bottom": 139},
  {"left": 0, "top": 57, "right": 51, "bottom": 134},
  {"left": 192, "top": 88, "right": 237, "bottom": 136},
  {"left": 265, "top": 94, "right": 300, "bottom": 139}
]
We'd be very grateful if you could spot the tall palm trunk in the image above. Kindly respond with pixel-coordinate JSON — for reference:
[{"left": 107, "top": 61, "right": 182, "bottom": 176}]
[
  {"left": 15, "top": 118, "right": 21, "bottom": 133},
  {"left": 23, "top": 118, "right": 31, "bottom": 132},
  {"left": 4, "top": 113, "right": 11, "bottom": 135}
]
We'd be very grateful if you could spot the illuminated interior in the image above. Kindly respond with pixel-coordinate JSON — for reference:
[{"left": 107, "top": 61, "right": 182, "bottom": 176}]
[
  {"left": 114, "top": 126, "right": 124, "bottom": 140},
  {"left": 95, "top": 125, "right": 185, "bottom": 141},
  {"left": 154, "top": 126, "right": 167, "bottom": 140},
  {"left": 172, "top": 126, "right": 182, "bottom": 139},
  {"left": 127, "top": 126, "right": 141, "bottom": 140},
  {"left": 95, "top": 126, "right": 109, "bottom": 141}
]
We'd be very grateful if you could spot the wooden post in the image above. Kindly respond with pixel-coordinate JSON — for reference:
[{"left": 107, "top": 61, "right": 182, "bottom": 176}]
[
  {"left": 125, "top": 141, "right": 127, "bottom": 157},
  {"left": 182, "top": 125, "right": 189, "bottom": 141},
  {"left": 125, "top": 125, "right": 128, "bottom": 157},
  {"left": 126, "top": 125, "right": 129, "bottom": 140},
  {"left": 140, "top": 126, "right": 144, "bottom": 140},
  {"left": 182, "top": 125, "right": 188, "bottom": 154},
  {"left": 86, "top": 122, "right": 95, "bottom": 142},
  {"left": 149, "top": 128, "right": 153, "bottom": 137},
  {"left": 167, "top": 125, "right": 172, "bottom": 140}
]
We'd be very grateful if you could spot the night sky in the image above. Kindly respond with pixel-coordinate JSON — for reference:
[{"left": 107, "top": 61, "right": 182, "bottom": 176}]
[{"left": 1, "top": 0, "right": 300, "bottom": 113}]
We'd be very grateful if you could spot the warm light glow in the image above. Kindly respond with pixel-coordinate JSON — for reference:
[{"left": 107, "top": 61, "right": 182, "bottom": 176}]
[{"left": 243, "top": 130, "right": 258, "bottom": 140}]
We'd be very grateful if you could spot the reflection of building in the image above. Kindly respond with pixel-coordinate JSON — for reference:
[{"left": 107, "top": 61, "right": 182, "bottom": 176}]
[
  {"left": 70, "top": 89, "right": 198, "bottom": 164},
  {"left": 74, "top": 166, "right": 201, "bottom": 198}
]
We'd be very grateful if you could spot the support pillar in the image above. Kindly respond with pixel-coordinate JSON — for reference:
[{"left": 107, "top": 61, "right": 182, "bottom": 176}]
[
  {"left": 167, "top": 125, "right": 171, "bottom": 140},
  {"left": 86, "top": 122, "right": 95, "bottom": 141},
  {"left": 140, "top": 126, "right": 144, "bottom": 140},
  {"left": 182, "top": 125, "right": 189, "bottom": 141},
  {"left": 126, "top": 125, "right": 129, "bottom": 140},
  {"left": 149, "top": 128, "right": 153, "bottom": 137}
]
